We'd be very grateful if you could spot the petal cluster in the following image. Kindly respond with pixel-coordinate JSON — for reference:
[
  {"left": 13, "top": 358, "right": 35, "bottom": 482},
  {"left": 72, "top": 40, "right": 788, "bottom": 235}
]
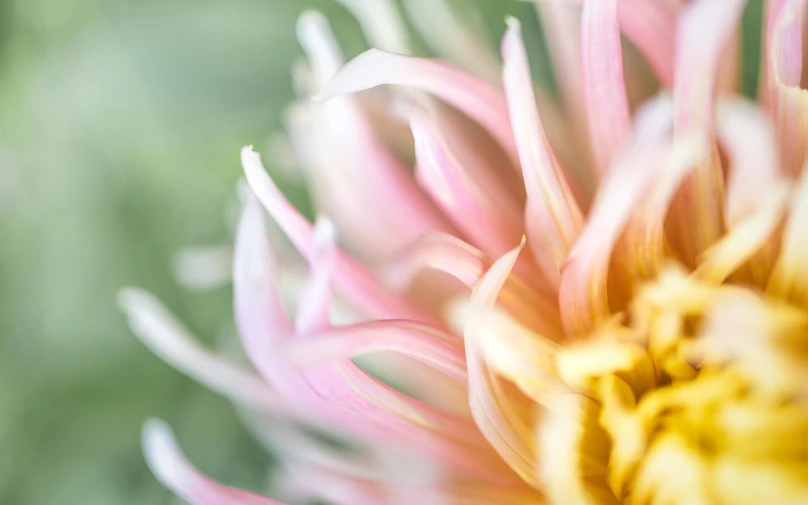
[{"left": 123, "top": 1, "right": 808, "bottom": 504}]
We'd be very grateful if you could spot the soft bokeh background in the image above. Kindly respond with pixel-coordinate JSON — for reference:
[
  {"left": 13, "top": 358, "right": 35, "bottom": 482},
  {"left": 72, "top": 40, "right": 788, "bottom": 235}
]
[{"left": 0, "top": 0, "right": 763, "bottom": 504}]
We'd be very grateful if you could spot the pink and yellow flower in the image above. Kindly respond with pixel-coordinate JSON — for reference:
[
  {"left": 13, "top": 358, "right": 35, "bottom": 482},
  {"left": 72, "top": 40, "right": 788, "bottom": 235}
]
[{"left": 122, "top": 0, "right": 808, "bottom": 504}]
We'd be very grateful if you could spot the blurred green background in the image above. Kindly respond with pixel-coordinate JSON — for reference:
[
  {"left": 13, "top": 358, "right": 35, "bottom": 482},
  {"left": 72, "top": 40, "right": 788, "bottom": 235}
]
[
  {"left": 0, "top": 1, "right": 542, "bottom": 504},
  {"left": 0, "top": 0, "right": 764, "bottom": 504}
]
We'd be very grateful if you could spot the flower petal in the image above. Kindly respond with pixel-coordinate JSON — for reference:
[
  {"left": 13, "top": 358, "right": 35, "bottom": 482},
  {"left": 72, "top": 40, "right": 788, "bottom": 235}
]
[
  {"left": 581, "top": 0, "right": 631, "bottom": 178},
  {"left": 669, "top": 0, "right": 746, "bottom": 263},
  {"left": 142, "top": 420, "right": 288, "bottom": 505},
  {"left": 118, "top": 288, "right": 292, "bottom": 415},
  {"left": 538, "top": 0, "right": 677, "bottom": 88},
  {"left": 716, "top": 98, "right": 781, "bottom": 226},
  {"left": 695, "top": 182, "right": 789, "bottom": 285},
  {"left": 319, "top": 49, "right": 519, "bottom": 165},
  {"left": 464, "top": 243, "right": 542, "bottom": 488},
  {"left": 768, "top": 166, "right": 808, "bottom": 307},
  {"left": 403, "top": 0, "right": 502, "bottom": 83},
  {"left": 335, "top": 0, "right": 411, "bottom": 54},
  {"left": 766, "top": 0, "right": 808, "bottom": 178},
  {"left": 383, "top": 233, "right": 563, "bottom": 339},
  {"left": 560, "top": 101, "right": 704, "bottom": 336},
  {"left": 242, "top": 146, "right": 438, "bottom": 324},
  {"left": 409, "top": 103, "right": 523, "bottom": 256},
  {"left": 280, "top": 320, "right": 467, "bottom": 384},
  {"left": 295, "top": 217, "right": 337, "bottom": 335},
  {"left": 233, "top": 190, "right": 297, "bottom": 386},
  {"left": 501, "top": 18, "right": 584, "bottom": 289},
  {"left": 297, "top": 13, "right": 456, "bottom": 259}
]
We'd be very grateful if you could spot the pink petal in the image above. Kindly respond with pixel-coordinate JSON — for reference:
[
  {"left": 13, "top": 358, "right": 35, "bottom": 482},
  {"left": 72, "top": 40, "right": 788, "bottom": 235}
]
[
  {"left": 403, "top": 0, "right": 502, "bottom": 83},
  {"left": 768, "top": 168, "right": 808, "bottom": 307},
  {"left": 319, "top": 49, "right": 519, "bottom": 165},
  {"left": 301, "top": 360, "right": 517, "bottom": 483},
  {"left": 295, "top": 217, "right": 337, "bottom": 335},
  {"left": 233, "top": 191, "right": 297, "bottom": 386},
  {"left": 560, "top": 98, "right": 705, "bottom": 337},
  {"left": 281, "top": 320, "right": 467, "bottom": 384},
  {"left": 142, "top": 420, "right": 288, "bottom": 505},
  {"left": 382, "top": 233, "right": 563, "bottom": 339},
  {"left": 409, "top": 104, "right": 523, "bottom": 256},
  {"left": 669, "top": 0, "right": 746, "bottom": 263},
  {"left": 242, "top": 146, "right": 439, "bottom": 325},
  {"left": 581, "top": 0, "right": 632, "bottom": 178},
  {"left": 463, "top": 243, "right": 541, "bottom": 488},
  {"left": 540, "top": 0, "right": 677, "bottom": 88},
  {"left": 716, "top": 98, "right": 781, "bottom": 226},
  {"left": 118, "top": 288, "right": 294, "bottom": 416},
  {"left": 501, "top": 18, "right": 584, "bottom": 289},
  {"left": 765, "top": 0, "right": 808, "bottom": 178},
  {"left": 296, "top": 13, "right": 456, "bottom": 259}
]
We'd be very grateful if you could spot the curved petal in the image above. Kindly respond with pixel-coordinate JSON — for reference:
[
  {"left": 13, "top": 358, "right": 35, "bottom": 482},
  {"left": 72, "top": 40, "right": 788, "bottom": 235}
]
[
  {"left": 410, "top": 104, "right": 523, "bottom": 256},
  {"left": 242, "top": 146, "right": 438, "bottom": 325},
  {"left": 142, "top": 420, "right": 288, "bottom": 505},
  {"left": 280, "top": 320, "right": 467, "bottom": 384},
  {"left": 464, "top": 244, "right": 542, "bottom": 488},
  {"left": 695, "top": 182, "right": 789, "bottom": 285},
  {"left": 319, "top": 49, "right": 519, "bottom": 165},
  {"left": 581, "top": 0, "right": 631, "bottom": 178},
  {"left": 295, "top": 217, "right": 337, "bottom": 335},
  {"left": 403, "top": 0, "right": 502, "bottom": 83},
  {"left": 560, "top": 111, "right": 704, "bottom": 337},
  {"left": 233, "top": 191, "right": 296, "bottom": 387},
  {"left": 669, "top": 0, "right": 746, "bottom": 263},
  {"left": 382, "top": 233, "right": 563, "bottom": 339},
  {"left": 118, "top": 288, "right": 293, "bottom": 415},
  {"left": 334, "top": 0, "right": 410, "bottom": 53},
  {"left": 716, "top": 98, "right": 781, "bottom": 226},
  {"left": 768, "top": 167, "right": 808, "bottom": 307},
  {"left": 297, "top": 13, "right": 456, "bottom": 259},
  {"left": 502, "top": 18, "right": 584, "bottom": 289},
  {"left": 766, "top": 0, "right": 808, "bottom": 178}
]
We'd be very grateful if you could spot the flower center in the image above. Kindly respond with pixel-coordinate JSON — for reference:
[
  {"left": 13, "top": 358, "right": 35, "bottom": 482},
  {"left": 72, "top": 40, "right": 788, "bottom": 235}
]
[{"left": 537, "top": 268, "right": 808, "bottom": 505}]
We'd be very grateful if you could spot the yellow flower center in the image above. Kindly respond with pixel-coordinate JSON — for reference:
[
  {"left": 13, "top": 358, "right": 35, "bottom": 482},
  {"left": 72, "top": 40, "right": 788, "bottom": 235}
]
[{"left": 535, "top": 268, "right": 808, "bottom": 505}]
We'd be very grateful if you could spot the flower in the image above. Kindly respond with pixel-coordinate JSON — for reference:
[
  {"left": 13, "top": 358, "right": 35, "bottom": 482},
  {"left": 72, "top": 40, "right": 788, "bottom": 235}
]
[{"left": 120, "top": 0, "right": 808, "bottom": 504}]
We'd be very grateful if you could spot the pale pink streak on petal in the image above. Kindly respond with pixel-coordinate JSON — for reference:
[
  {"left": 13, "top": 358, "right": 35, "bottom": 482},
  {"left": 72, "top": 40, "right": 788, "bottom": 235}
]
[
  {"left": 142, "top": 420, "right": 289, "bottom": 505},
  {"left": 502, "top": 19, "right": 584, "bottom": 289},
  {"left": 670, "top": 0, "right": 745, "bottom": 262},
  {"left": 295, "top": 217, "right": 337, "bottom": 336},
  {"left": 382, "top": 233, "right": 563, "bottom": 339},
  {"left": 464, "top": 243, "right": 541, "bottom": 488},
  {"left": 281, "top": 320, "right": 467, "bottom": 384},
  {"left": 581, "top": 0, "right": 632, "bottom": 178},
  {"left": 410, "top": 107, "right": 522, "bottom": 256},
  {"left": 319, "top": 49, "right": 519, "bottom": 165},
  {"left": 560, "top": 110, "right": 704, "bottom": 337},
  {"left": 766, "top": 0, "right": 808, "bottom": 178},
  {"left": 242, "top": 147, "right": 439, "bottom": 325}
]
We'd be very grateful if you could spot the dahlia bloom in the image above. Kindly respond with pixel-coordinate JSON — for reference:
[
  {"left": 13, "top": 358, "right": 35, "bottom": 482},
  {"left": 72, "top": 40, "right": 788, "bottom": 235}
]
[{"left": 121, "top": 0, "right": 808, "bottom": 504}]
